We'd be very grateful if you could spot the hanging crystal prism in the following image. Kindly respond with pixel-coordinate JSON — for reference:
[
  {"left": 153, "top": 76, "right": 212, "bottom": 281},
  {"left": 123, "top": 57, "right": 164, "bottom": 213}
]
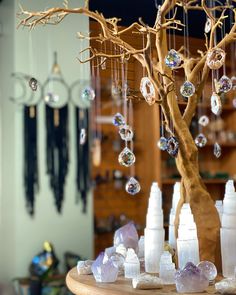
[
  {"left": 125, "top": 177, "right": 141, "bottom": 195},
  {"left": 118, "top": 147, "right": 136, "bottom": 167},
  {"left": 217, "top": 75, "right": 232, "bottom": 93},
  {"left": 165, "top": 49, "right": 182, "bottom": 69},
  {"left": 204, "top": 18, "right": 212, "bottom": 33},
  {"left": 214, "top": 142, "right": 222, "bottom": 158},
  {"left": 140, "top": 77, "right": 156, "bottom": 105},
  {"left": 211, "top": 92, "right": 222, "bottom": 116},
  {"left": 80, "top": 128, "right": 87, "bottom": 145},
  {"left": 166, "top": 137, "right": 179, "bottom": 157},
  {"left": 206, "top": 48, "right": 225, "bottom": 70},
  {"left": 157, "top": 136, "right": 168, "bottom": 151},
  {"left": 113, "top": 113, "right": 126, "bottom": 127},
  {"left": 231, "top": 76, "right": 236, "bottom": 90},
  {"left": 29, "top": 77, "right": 38, "bottom": 91},
  {"left": 81, "top": 86, "right": 95, "bottom": 101},
  {"left": 119, "top": 125, "right": 134, "bottom": 141},
  {"left": 198, "top": 115, "right": 209, "bottom": 127},
  {"left": 195, "top": 133, "right": 207, "bottom": 148},
  {"left": 180, "top": 81, "right": 195, "bottom": 98}
]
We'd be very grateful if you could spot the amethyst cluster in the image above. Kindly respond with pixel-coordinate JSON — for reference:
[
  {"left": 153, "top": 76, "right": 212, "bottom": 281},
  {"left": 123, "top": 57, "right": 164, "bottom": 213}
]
[{"left": 113, "top": 222, "right": 139, "bottom": 252}]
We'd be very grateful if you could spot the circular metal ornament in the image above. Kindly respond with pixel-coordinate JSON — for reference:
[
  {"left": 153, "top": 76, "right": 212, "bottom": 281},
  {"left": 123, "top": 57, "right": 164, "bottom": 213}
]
[
  {"left": 206, "top": 48, "right": 226, "bottom": 70},
  {"left": 140, "top": 77, "right": 156, "bottom": 105},
  {"left": 166, "top": 136, "right": 179, "bottom": 158}
]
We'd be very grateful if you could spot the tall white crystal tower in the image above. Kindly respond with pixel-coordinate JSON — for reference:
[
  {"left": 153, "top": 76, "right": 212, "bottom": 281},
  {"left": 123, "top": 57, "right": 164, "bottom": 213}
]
[
  {"left": 177, "top": 203, "right": 200, "bottom": 269},
  {"left": 221, "top": 180, "right": 236, "bottom": 277},
  {"left": 169, "top": 182, "right": 181, "bottom": 249},
  {"left": 144, "top": 182, "right": 165, "bottom": 273}
]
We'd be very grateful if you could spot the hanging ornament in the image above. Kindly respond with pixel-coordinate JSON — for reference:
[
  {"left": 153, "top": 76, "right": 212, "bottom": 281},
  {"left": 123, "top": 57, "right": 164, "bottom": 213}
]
[
  {"left": 80, "top": 128, "right": 87, "bottom": 145},
  {"left": 217, "top": 75, "right": 233, "bottom": 93},
  {"left": 211, "top": 92, "right": 222, "bottom": 115},
  {"left": 125, "top": 177, "right": 141, "bottom": 195},
  {"left": 113, "top": 112, "right": 126, "bottom": 127},
  {"left": 204, "top": 18, "right": 212, "bottom": 33},
  {"left": 140, "top": 77, "right": 156, "bottom": 105},
  {"left": 198, "top": 115, "right": 210, "bottom": 127},
  {"left": 118, "top": 147, "right": 136, "bottom": 167},
  {"left": 195, "top": 133, "right": 207, "bottom": 148},
  {"left": 165, "top": 49, "right": 182, "bottom": 69},
  {"left": 206, "top": 48, "right": 225, "bottom": 70},
  {"left": 157, "top": 136, "right": 168, "bottom": 151},
  {"left": 29, "top": 77, "right": 38, "bottom": 91},
  {"left": 119, "top": 125, "right": 134, "bottom": 141},
  {"left": 81, "top": 86, "right": 95, "bottom": 102},
  {"left": 231, "top": 76, "right": 236, "bottom": 90},
  {"left": 166, "top": 136, "right": 179, "bottom": 157},
  {"left": 214, "top": 142, "right": 222, "bottom": 158},
  {"left": 180, "top": 81, "right": 195, "bottom": 98}
]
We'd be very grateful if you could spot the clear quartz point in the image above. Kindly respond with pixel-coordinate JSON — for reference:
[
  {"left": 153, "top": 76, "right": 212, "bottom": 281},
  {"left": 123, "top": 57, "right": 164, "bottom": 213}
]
[
  {"left": 81, "top": 86, "right": 95, "bottom": 101},
  {"left": 118, "top": 147, "right": 136, "bottom": 167},
  {"left": 113, "top": 113, "right": 126, "bottom": 127},
  {"left": 214, "top": 142, "right": 222, "bottom": 158},
  {"left": 165, "top": 49, "right": 182, "bottom": 69},
  {"left": 195, "top": 133, "right": 207, "bottom": 148},
  {"left": 119, "top": 125, "right": 134, "bottom": 141},
  {"left": 125, "top": 177, "right": 141, "bottom": 195},
  {"left": 157, "top": 136, "right": 168, "bottom": 151},
  {"left": 180, "top": 81, "right": 195, "bottom": 98}
]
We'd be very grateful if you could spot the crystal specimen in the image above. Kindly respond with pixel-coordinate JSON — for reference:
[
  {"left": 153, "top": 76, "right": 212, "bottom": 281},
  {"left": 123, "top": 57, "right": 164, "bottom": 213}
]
[
  {"left": 114, "top": 222, "right": 139, "bottom": 252},
  {"left": 125, "top": 177, "right": 141, "bottom": 195},
  {"left": 145, "top": 182, "right": 164, "bottom": 273},
  {"left": 132, "top": 273, "right": 163, "bottom": 290},
  {"left": 211, "top": 92, "right": 222, "bottom": 116},
  {"left": 80, "top": 128, "right": 86, "bottom": 145},
  {"left": 140, "top": 77, "right": 156, "bottom": 105},
  {"left": 180, "top": 81, "right": 195, "bottom": 98},
  {"left": 165, "top": 49, "right": 182, "bottom": 69},
  {"left": 204, "top": 18, "right": 212, "bottom": 33},
  {"left": 91, "top": 252, "right": 118, "bottom": 283},
  {"left": 119, "top": 125, "right": 134, "bottom": 141},
  {"left": 215, "top": 278, "right": 236, "bottom": 294},
  {"left": 81, "top": 86, "right": 95, "bottom": 101},
  {"left": 218, "top": 75, "right": 233, "bottom": 93},
  {"left": 157, "top": 136, "right": 168, "bottom": 151},
  {"left": 206, "top": 48, "right": 226, "bottom": 70},
  {"left": 175, "top": 262, "right": 209, "bottom": 293},
  {"left": 195, "top": 133, "right": 207, "bottom": 148},
  {"left": 198, "top": 115, "right": 209, "bottom": 127},
  {"left": 166, "top": 137, "right": 179, "bottom": 157},
  {"left": 109, "top": 252, "right": 125, "bottom": 274},
  {"left": 118, "top": 147, "right": 135, "bottom": 167},
  {"left": 113, "top": 112, "right": 126, "bottom": 127},
  {"left": 197, "top": 261, "right": 217, "bottom": 283},
  {"left": 214, "top": 142, "right": 221, "bottom": 158},
  {"left": 77, "top": 260, "right": 94, "bottom": 275},
  {"left": 29, "top": 77, "right": 38, "bottom": 91},
  {"left": 159, "top": 251, "right": 176, "bottom": 284},
  {"left": 124, "top": 248, "right": 140, "bottom": 279}
]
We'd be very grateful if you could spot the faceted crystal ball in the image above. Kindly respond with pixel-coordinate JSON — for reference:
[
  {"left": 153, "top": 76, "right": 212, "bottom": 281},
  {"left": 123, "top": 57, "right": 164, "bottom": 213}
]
[
  {"left": 214, "top": 142, "right": 222, "bottom": 158},
  {"left": 180, "top": 81, "right": 195, "bottom": 98},
  {"left": 81, "top": 86, "right": 95, "bottom": 101},
  {"left": 118, "top": 147, "right": 135, "bottom": 167},
  {"left": 113, "top": 112, "right": 126, "bottom": 127},
  {"left": 175, "top": 262, "right": 209, "bottom": 293},
  {"left": 29, "top": 77, "right": 38, "bottom": 91},
  {"left": 195, "top": 133, "right": 207, "bottom": 148},
  {"left": 157, "top": 136, "right": 168, "bottom": 151},
  {"left": 197, "top": 261, "right": 217, "bottom": 283},
  {"left": 91, "top": 252, "right": 118, "bottom": 283},
  {"left": 125, "top": 177, "right": 141, "bottom": 195},
  {"left": 114, "top": 222, "right": 139, "bottom": 252},
  {"left": 165, "top": 49, "right": 182, "bottom": 69},
  {"left": 119, "top": 125, "right": 134, "bottom": 141},
  {"left": 218, "top": 75, "right": 233, "bottom": 93}
]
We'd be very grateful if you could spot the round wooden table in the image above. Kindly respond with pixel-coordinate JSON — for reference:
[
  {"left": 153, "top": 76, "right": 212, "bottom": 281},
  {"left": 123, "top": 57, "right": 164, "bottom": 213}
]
[{"left": 66, "top": 267, "right": 217, "bottom": 295}]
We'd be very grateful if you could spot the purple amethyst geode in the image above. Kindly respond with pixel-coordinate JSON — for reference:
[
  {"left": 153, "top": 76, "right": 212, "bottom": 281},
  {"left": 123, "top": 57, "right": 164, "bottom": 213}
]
[
  {"left": 113, "top": 222, "right": 139, "bottom": 252},
  {"left": 91, "top": 252, "right": 118, "bottom": 283},
  {"left": 175, "top": 262, "right": 209, "bottom": 293}
]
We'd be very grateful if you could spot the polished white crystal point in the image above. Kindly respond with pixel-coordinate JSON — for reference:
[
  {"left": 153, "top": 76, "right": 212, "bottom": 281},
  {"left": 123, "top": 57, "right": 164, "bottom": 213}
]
[
  {"left": 177, "top": 203, "right": 200, "bottom": 269},
  {"left": 145, "top": 182, "right": 165, "bottom": 273},
  {"left": 169, "top": 182, "right": 181, "bottom": 249},
  {"left": 124, "top": 248, "right": 140, "bottom": 279},
  {"left": 215, "top": 278, "right": 236, "bottom": 294},
  {"left": 159, "top": 251, "right": 176, "bottom": 284},
  {"left": 132, "top": 273, "right": 163, "bottom": 290},
  {"left": 77, "top": 260, "right": 94, "bottom": 275}
]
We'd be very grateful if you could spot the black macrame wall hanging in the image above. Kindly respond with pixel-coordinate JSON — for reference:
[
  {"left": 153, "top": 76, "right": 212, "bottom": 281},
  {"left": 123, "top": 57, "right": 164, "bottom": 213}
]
[
  {"left": 75, "top": 107, "right": 90, "bottom": 212},
  {"left": 24, "top": 105, "right": 39, "bottom": 215},
  {"left": 46, "top": 106, "right": 69, "bottom": 213}
]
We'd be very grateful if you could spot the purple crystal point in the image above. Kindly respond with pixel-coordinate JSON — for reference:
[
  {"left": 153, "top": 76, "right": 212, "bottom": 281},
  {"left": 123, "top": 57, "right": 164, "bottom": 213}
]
[
  {"left": 175, "top": 262, "right": 209, "bottom": 293},
  {"left": 91, "top": 252, "right": 118, "bottom": 283},
  {"left": 113, "top": 222, "right": 139, "bottom": 252}
]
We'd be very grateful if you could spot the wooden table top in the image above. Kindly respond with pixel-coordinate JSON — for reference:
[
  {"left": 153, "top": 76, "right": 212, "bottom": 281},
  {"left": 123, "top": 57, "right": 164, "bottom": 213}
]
[{"left": 66, "top": 267, "right": 218, "bottom": 295}]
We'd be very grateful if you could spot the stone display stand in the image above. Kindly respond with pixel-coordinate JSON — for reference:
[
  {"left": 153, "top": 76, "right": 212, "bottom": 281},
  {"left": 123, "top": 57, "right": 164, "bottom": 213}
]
[{"left": 66, "top": 267, "right": 218, "bottom": 295}]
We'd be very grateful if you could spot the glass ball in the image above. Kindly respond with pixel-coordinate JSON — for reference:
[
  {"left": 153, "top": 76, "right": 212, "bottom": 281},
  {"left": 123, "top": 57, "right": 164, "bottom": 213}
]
[
  {"left": 157, "top": 136, "right": 168, "bottom": 151},
  {"left": 195, "top": 133, "right": 207, "bottom": 148},
  {"left": 118, "top": 147, "right": 135, "bottom": 167},
  {"left": 165, "top": 49, "right": 182, "bottom": 69},
  {"left": 113, "top": 113, "right": 126, "bottom": 127},
  {"left": 218, "top": 75, "right": 232, "bottom": 93},
  {"left": 180, "top": 81, "right": 195, "bottom": 98},
  {"left": 197, "top": 261, "right": 217, "bottom": 283},
  {"left": 125, "top": 177, "right": 141, "bottom": 195},
  {"left": 119, "top": 125, "right": 134, "bottom": 141},
  {"left": 81, "top": 86, "right": 95, "bottom": 101}
]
